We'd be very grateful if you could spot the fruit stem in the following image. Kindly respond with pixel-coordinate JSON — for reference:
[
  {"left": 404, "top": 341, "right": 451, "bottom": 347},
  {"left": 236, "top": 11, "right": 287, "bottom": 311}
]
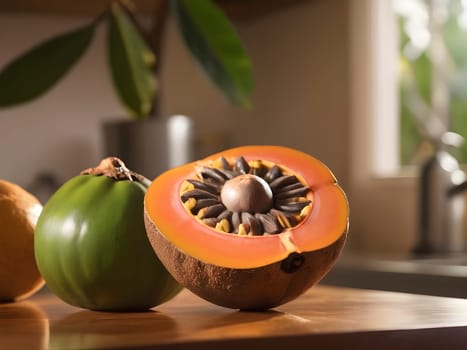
[{"left": 81, "top": 157, "right": 150, "bottom": 186}]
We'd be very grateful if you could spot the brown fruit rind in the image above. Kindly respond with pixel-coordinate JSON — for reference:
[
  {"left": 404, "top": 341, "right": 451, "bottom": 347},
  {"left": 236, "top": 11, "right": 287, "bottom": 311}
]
[{"left": 144, "top": 211, "right": 346, "bottom": 310}]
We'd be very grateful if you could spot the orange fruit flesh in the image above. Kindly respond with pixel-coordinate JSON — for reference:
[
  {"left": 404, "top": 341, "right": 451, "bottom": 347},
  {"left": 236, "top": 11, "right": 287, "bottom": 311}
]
[{"left": 145, "top": 145, "right": 349, "bottom": 269}]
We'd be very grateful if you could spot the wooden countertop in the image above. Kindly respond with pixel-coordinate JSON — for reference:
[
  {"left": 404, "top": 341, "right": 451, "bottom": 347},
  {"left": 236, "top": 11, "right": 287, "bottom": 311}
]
[{"left": 2, "top": 285, "right": 467, "bottom": 350}]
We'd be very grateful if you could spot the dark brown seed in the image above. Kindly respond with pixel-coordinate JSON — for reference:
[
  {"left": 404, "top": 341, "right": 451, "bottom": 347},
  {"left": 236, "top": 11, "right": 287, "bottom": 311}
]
[
  {"left": 255, "top": 213, "right": 282, "bottom": 234},
  {"left": 235, "top": 156, "right": 250, "bottom": 174},
  {"left": 187, "top": 179, "right": 219, "bottom": 194},
  {"left": 219, "top": 157, "right": 231, "bottom": 170},
  {"left": 275, "top": 182, "right": 305, "bottom": 194},
  {"left": 217, "top": 168, "right": 235, "bottom": 179},
  {"left": 199, "top": 167, "right": 228, "bottom": 184},
  {"left": 231, "top": 211, "right": 241, "bottom": 232},
  {"left": 249, "top": 161, "right": 267, "bottom": 177},
  {"left": 216, "top": 209, "right": 232, "bottom": 221},
  {"left": 274, "top": 198, "right": 301, "bottom": 206},
  {"left": 202, "top": 217, "right": 217, "bottom": 227},
  {"left": 269, "top": 175, "right": 299, "bottom": 191},
  {"left": 270, "top": 209, "right": 297, "bottom": 228},
  {"left": 275, "top": 186, "right": 309, "bottom": 200},
  {"left": 241, "top": 212, "right": 262, "bottom": 235},
  {"left": 253, "top": 167, "right": 267, "bottom": 177},
  {"left": 181, "top": 189, "right": 218, "bottom": 202},
  {"left": 276, "top": 200, "right": 311, "bottom": 213},
  {"left": 264, "top": 165, "right": 283, "bottom": 183},
  {"left": 202, "top": 178, "right": 223, "bottom": 192},
  {"left": 273, "top": 198, "right": 290, "bottom": 206},
  {"left": 199, "top": 204, "right": 225, "bottom": 218},
  {"left": 192, "top": 198, "right": 219, "bottom": 214},
  {"left": 270, "top": 208, "right": 292, "bottom": 218}
]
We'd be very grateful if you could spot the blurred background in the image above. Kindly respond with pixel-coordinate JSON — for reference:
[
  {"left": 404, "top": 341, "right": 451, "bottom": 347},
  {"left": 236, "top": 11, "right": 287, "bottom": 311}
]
[{"left": 2, "top": 0, "right": 467, "bottom": 296}]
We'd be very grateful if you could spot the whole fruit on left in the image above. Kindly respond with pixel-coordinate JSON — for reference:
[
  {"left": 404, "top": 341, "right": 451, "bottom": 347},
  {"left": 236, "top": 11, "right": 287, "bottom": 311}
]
[
  {"left": 0, "top": 180, "right": 44, "bottom": 302},
  {"left": 34, "top": 157, "right": 182, "bottom": 311}
]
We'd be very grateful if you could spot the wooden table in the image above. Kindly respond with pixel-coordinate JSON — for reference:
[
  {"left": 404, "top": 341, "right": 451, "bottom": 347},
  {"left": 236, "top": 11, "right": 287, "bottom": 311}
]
[{"left": 2, "top": 285, "right": 467, "bottom": 350}]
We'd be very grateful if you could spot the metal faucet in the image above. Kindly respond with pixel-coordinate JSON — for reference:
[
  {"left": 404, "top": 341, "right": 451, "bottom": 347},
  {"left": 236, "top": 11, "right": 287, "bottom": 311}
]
[{"left": 414, "top": 132, "right": 467, "bottom": 255}]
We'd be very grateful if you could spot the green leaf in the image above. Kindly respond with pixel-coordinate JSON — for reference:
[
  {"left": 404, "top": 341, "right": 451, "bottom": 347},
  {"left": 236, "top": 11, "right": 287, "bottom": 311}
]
[
  {"left": 108, "top": 2, "right": 156, "bottom": 119},
  {"left": 0, "top": 22, "right": 96, "bottom": 107},
  {"left": 170, "top": 0, "right": 253, "bottom": 108}
]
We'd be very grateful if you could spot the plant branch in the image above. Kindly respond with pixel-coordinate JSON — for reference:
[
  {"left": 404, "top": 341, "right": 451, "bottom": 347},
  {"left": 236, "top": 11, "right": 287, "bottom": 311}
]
[
  {"left": 149, "top": 0, "right": 170, "bottom": 116},
  {"left": 117, "top": 0, "right": 169, "bottom": 117}
]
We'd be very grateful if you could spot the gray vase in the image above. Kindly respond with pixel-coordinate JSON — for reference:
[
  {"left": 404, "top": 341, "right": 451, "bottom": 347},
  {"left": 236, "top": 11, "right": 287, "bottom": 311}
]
[{"left": 102, "top": 115, "right": 194, "bottom": 179}]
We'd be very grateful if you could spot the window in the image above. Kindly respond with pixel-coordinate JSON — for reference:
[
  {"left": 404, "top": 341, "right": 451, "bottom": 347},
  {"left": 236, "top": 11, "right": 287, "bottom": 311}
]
[
  {"left": 348, "top": 0, "right": 467, "bottom": 255},
  {"left": 396, "top": 0, "right": 467, "bottom": 165}
]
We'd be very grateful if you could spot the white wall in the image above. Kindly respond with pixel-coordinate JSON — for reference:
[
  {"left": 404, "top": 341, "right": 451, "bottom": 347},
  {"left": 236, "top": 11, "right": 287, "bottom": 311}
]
[
  {"left": 161, "top": 0, "right": 350, "bottom": 189},
  {"left": 347, "top": 1, "right": 418, "bottom": 255},
  {"left": 0, "top": 0, "right": 351, "bottom": 213},
  {"left": 0, "top": 14, "right": 124, "bottom": 190}
]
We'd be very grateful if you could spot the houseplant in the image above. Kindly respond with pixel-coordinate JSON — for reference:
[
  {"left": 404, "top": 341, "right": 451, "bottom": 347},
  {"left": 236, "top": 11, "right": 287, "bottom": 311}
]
[{"left": 0, "top": 0, "right": 253, "bottom": 177}]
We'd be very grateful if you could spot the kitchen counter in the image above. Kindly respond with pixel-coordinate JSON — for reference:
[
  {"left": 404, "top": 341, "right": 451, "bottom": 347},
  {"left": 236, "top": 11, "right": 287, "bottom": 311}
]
[
  {"left": 2, "top": 285, "right": 467, "bottom": 350},
  {"left": 321, "top": 254, "right": 467, "bottom": 298}
]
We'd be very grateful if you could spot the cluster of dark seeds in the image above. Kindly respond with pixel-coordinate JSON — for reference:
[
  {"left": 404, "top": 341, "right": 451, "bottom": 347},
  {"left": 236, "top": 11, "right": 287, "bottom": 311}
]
[{"left": 180, "top": 156, "right": 312, "bottom": 236}]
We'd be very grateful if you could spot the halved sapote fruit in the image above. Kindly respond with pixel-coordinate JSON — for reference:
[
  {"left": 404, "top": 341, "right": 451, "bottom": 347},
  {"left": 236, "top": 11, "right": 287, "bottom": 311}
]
[{"left": 144, "top": 145, "right": 349, "bottom": 310}]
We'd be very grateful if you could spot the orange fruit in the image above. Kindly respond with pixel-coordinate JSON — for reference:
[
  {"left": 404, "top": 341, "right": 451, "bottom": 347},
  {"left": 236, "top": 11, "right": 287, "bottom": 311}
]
[{"left": 0, "top": 180, "right": 45, "bottom": 302}]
